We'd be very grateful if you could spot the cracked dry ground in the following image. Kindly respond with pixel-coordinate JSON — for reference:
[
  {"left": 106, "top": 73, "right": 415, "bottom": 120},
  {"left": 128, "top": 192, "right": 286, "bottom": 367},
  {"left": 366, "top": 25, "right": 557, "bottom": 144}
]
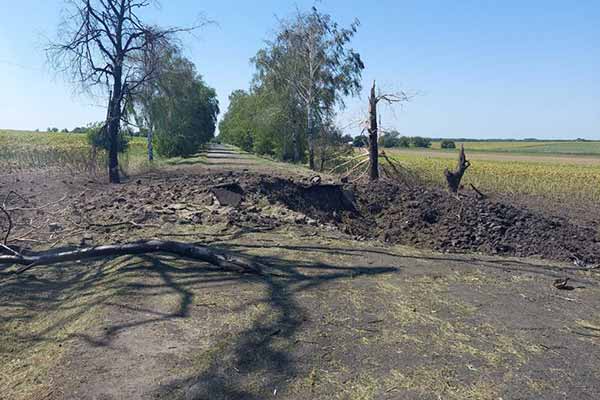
[{"left": 1, "top": 146, "right": 600, "bottom": 400}]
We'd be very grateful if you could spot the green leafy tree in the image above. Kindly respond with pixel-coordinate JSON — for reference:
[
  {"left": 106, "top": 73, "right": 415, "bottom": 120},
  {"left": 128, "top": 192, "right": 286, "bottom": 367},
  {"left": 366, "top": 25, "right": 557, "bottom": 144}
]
[
  {"left": 219, "top": 85, "right": 306, "bottom": 161},
  {"left": 440, "top": 139, "right": 456, "bottom": 149},
  {"left": 353, "top": 135, "right": 368, "bottom": 147},
  {"left": 380, "top": 130, "right": 404, "bottom": 148},
  {"left": 398, "top": 136, "right": 411, "bottom": 147},
  {"left": 314, "top": 122, "right": 352, "bottom": 171},
  {"left": 411, "top": 136, "right": 432, "bottom": 148},
  {"left": 86, "top": 122, "right": 129, "bottom": 153},
  {"left": 151, "top": 57, "right": 219, "bottom": 157},
  {"left": 253, "top": 7, "right": 364, "bottom": 169}
]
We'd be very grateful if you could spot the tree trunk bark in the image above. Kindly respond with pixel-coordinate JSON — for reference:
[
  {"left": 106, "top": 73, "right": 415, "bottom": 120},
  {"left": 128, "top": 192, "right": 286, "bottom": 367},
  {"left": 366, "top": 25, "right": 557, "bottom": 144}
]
[
  {"left": 307, "top": 105, "right": 315, "bottom": 170},
  {"left": 0, "top": 240, "right": 263, "bottom": 275},
  {"left": 292, "top": 125, "right": 300, "bottom": 163},
  {"left": 147, "top": 127, "right": 154, "bottom": 162},
  {"left": 108, "top": 69, "right": 122, "bottom": 184},
  {"left": 368, "top": 81, "right": 379, "bottom": 181}
]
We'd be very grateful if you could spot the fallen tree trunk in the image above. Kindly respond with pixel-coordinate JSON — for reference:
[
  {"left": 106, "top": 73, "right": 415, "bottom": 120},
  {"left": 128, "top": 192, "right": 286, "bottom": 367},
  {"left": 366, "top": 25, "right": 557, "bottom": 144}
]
[{"left": 0, "top": 240, "right": 262, "bottom": 275}]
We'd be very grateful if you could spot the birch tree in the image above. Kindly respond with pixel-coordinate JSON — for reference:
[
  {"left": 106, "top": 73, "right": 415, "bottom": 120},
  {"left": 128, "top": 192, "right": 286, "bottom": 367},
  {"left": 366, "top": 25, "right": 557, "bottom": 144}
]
[{"left": 254, "top": 7, "right": 364, "bottom": 169}]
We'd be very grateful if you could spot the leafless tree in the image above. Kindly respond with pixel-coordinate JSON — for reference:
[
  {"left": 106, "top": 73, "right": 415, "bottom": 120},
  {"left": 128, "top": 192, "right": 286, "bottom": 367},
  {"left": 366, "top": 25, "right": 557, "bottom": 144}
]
[
  {"left": 367, "top": 81, "right": 411, "bottom": 181},
  {"left": 48, "top": 0, "right": 197, "bottom": 183}
]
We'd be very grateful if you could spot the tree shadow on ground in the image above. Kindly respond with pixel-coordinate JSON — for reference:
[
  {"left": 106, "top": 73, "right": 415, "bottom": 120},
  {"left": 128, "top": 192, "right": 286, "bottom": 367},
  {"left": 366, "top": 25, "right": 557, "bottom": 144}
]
[
  {"left": 0, "top": 243, "right": 397, "bottom": 399},
  {"left": 151, "top": 247, "right": 397, "bottom": 400},
  {"left": 231, "top": 243, "right": 600, "bottom": 286}
]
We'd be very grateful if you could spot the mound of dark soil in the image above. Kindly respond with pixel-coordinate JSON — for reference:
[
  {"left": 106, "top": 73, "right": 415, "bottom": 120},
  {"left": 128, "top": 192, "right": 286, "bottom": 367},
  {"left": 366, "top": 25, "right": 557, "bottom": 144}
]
[
  {"left": 252, "top": 177, "right": 599, "bottom": 264},
  {"left": 12, "top": 170, "right": 594, "bottom": 265},
  {"left": 257, "top": 179, "right": 356, "bottom": 218}
]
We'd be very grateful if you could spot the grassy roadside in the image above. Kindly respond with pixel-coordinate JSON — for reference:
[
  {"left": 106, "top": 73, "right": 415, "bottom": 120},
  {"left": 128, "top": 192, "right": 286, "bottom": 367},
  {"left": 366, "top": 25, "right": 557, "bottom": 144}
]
[{"left": 0, "top": 259, "right": 128, "bottom": 399}]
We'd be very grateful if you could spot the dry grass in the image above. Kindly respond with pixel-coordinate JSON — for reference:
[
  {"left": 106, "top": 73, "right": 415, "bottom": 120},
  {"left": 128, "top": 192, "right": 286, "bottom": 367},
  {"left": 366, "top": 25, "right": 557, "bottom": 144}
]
[
  {"left": 0, "top": 259, "right": 127, "bottom": 400},
  {"left": 385, "top": 149, "right": 600, "bottom": 203},
  {"left": 0, "top": 129, "right": 150, "bottom": 177}
]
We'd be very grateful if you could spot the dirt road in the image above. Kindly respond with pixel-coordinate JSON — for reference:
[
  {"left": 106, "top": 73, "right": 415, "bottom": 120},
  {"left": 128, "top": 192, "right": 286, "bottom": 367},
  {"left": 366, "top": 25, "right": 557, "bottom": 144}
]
[{"left": 1, "top": 146, "right": 599, "bottom": 400}]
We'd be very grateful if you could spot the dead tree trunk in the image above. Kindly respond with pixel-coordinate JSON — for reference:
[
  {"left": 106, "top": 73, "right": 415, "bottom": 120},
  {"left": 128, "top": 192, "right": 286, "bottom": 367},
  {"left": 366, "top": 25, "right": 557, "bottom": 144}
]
[
  {"left": 108, "top": 69, "right": 122, "bottom": 184},
  {"left": 444, "top": 145, "right": 470, "bottom": 192},
  {"left": 368, "top": 81, "right": 379, "bottom": 181}
]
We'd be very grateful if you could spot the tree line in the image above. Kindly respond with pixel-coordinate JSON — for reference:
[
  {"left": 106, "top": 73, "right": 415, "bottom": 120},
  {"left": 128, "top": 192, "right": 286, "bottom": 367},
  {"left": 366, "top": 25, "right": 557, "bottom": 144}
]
[{"left": 47, "top": 2, "right": 435, "bottom": 181}]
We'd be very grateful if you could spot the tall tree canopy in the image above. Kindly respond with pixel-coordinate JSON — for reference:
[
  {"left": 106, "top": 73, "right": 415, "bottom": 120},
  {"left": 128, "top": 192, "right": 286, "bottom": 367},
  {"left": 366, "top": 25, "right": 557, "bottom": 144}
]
[
  {"left": 129, "top": 46, "right": 219, "bottom": 158},
  {"left": 219, "top": 84, "right": 305, "bottom": 161},
  {"left": 152, "top": 58, "right": 219, "bottom": 157},
  {"left": 252, "top": 7, "right": 364, "bottom": 169}
]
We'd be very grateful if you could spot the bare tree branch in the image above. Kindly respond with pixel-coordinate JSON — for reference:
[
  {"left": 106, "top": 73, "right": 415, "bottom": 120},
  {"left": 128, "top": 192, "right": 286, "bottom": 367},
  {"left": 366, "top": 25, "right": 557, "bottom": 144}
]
[{"left": 0, "top": 240, "right": 263, "bottom": 276}]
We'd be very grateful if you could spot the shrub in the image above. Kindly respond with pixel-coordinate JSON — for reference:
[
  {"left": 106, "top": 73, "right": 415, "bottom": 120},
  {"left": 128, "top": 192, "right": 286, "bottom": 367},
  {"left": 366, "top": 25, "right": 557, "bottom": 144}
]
[
  {"left": 381, "top": 130, "right": 402, "bottom": 148},
  {"left": 440, "top": 139, "right": 456, "bottom": 149},
  {"left": 398, "top": 136, "right": 411, "bottom": 148},
  {"left": 411, "top": 136, "right": 432, "bottom": 148},
  {"left": 353, "top": 135, "right": 368, "bottom": 147},
  {"left": 86, "top": 123, "right": 129, "bottom": 153}
]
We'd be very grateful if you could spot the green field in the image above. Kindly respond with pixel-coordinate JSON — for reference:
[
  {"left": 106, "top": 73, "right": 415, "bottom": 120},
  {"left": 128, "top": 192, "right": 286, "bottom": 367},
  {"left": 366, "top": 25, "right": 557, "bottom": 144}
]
[{"left": 429, "top": 140, "right": 600, "bottom": 156}]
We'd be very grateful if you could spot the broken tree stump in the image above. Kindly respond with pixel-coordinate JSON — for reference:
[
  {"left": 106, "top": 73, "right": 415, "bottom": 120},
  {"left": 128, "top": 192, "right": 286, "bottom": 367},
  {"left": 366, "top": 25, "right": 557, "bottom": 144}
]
[{"left": 444, "top": 145, "right": 471, "bottom": 193}]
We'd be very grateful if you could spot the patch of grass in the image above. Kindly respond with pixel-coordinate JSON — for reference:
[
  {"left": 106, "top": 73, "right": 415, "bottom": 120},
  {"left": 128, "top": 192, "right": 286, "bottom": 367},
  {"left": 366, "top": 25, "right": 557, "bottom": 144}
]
[
  {"left": 383, "top": 366, "right": 500, "bottom": 400},
  {"left": 376, "top": 272, "right": 541, "bottom": 368},
  {"left": 0, "top": 258, "right": 129, "bottom": 400}
]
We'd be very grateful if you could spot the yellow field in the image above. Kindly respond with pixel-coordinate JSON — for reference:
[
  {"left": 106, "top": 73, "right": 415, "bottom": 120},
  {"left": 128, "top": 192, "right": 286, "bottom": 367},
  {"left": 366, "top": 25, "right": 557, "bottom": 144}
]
[
  {"left": 388, "top": 149, "right": 600, "bottom": 203},
  {"left": 3, "top": 130, "right": 600, "bottom": 203},
  {"left": 0, "top": 129, "right": 148, "bottom": 175}
]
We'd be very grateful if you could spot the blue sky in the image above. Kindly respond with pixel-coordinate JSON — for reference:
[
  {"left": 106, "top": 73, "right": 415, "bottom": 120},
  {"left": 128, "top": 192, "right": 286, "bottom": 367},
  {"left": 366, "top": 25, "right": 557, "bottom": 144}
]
[{"left": 0, "top": 0, "right": 598, "bottom": 139}]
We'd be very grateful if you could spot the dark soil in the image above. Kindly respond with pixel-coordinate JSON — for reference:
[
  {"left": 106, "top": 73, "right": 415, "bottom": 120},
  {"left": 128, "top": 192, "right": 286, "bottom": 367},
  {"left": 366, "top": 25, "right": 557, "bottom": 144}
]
[
  {"left": 3, "top": 146, "right": 600, "bottom": 400},
  {"left": 250, "top": 177, "right": 600, "bottom": 265},
  {"left": 3, "top": 170, "right": 598, "bottom": 266}
]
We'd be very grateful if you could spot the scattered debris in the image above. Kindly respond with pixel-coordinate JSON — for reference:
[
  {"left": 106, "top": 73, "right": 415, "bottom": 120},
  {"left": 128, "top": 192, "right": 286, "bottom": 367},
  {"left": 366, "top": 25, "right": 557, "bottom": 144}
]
[
  {"left": 3, "top": 172, "right": 599, "bottom": 265},
  {"left": 310, "top": 175, "right": 322, "bottom": 185}
]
